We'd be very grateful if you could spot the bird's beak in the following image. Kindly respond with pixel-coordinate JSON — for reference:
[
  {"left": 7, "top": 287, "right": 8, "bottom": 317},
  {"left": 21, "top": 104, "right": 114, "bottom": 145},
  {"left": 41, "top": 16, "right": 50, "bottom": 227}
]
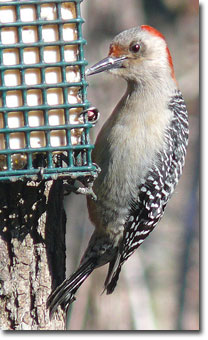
[{"left": 86, "top": 56, "right": 126, "bottom": 76}]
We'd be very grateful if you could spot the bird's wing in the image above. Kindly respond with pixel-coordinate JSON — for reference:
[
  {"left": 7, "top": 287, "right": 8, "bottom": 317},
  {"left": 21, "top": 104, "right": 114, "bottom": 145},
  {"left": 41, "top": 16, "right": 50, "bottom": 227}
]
[
  {"left": 121, "top": 91, "right": 189, "bottom": 264},
  {"left": 105, "top": 91, "right": 188, "bottom": 294}
]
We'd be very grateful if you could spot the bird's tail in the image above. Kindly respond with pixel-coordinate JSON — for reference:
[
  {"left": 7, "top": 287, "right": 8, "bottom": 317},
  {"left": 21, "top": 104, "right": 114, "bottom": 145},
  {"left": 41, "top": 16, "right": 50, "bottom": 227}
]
[
  {"left": 47, "top": 259, "right": 95, "bottom": 317},
  {"left": 103, "top": 253, "right": 123, "bottom": 295},
  {"left": 105, "top": 264, "right": 122, "bottom": 294}
]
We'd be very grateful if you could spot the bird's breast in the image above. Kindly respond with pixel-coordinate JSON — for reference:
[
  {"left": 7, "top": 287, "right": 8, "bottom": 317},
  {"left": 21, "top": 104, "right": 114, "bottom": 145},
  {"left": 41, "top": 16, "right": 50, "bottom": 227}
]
[{"left": 89, "top": 96, "right": 173, "bottom": 231}]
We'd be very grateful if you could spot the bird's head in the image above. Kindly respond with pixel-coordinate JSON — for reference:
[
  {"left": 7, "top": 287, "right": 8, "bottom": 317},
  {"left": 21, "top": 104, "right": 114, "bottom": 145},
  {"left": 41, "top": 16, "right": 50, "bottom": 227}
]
[{"left": 86, "top": 25, "right": 176, "bottom": 85}]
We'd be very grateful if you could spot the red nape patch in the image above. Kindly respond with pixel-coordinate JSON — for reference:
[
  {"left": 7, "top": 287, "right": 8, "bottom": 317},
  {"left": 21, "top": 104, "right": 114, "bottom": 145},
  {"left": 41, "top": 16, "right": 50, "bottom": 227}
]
[
  {"left": 166, "top": 46, "right": 176, "bottom": 83},
  {"left": 141, "top": 25, "right": 176, "bottom": 83},
  {"left": 141, "top": 25, "right": 166, "bottom": 41},
  {"left": 108, "top": 43, "right": 124, "bottom": 57}
]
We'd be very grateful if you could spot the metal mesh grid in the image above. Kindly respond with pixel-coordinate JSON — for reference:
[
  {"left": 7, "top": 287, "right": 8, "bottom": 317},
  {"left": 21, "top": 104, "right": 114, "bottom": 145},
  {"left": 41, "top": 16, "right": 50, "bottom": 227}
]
[{"left": 0, "top": 0, "right": 96, "bottom": 181}]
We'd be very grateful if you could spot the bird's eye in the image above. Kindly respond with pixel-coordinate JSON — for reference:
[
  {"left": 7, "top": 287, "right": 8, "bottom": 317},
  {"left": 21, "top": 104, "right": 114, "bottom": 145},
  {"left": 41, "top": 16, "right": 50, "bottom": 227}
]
[{"left": 130, "top": 43, "right": 140, "bottom": 53}]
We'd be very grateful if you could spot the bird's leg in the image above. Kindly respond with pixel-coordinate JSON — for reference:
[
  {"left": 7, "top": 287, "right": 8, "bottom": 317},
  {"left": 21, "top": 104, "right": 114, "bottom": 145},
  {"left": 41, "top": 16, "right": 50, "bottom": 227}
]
[
  {"left": 62, "top": 106, "right": 100, "bottom": 198},
  {"left": 63, "top": 171, "right": 98, "bottom": 200}
]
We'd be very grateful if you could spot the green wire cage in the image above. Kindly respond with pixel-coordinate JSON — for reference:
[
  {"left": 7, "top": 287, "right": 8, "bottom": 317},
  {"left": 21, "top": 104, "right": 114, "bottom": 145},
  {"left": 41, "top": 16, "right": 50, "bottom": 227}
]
[{"left": 0, "top": 0, "right": 97, "bottom": 182}]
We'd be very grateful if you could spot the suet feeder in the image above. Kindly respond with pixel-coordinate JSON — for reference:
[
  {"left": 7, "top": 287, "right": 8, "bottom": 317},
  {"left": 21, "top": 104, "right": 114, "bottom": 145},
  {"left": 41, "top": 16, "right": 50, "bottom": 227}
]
[{"left": 0, "top": 0, "right": 96, "bottom": 181}]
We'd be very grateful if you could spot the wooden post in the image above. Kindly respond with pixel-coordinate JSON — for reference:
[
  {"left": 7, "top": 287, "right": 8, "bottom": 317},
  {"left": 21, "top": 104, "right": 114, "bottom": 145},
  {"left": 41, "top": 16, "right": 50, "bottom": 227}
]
[
  {"left": 0, "top": 179, "right": 66, "bottom": 330},
  {"left": 0, "top": 1, "right": 89, "bottom": 330}
]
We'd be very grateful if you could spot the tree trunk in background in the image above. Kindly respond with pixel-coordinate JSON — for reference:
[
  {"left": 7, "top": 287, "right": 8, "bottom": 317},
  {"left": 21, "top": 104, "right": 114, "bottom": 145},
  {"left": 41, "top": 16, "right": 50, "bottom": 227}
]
[{"left": 0, "top": 180, "right": 66, "bottom": 330}]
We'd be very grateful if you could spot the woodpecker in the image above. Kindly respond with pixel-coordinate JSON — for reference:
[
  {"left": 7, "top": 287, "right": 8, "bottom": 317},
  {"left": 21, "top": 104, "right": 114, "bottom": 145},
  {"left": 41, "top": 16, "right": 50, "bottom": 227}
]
[{"left": 47, "top": 25, "right": 189, "bottom": 315}]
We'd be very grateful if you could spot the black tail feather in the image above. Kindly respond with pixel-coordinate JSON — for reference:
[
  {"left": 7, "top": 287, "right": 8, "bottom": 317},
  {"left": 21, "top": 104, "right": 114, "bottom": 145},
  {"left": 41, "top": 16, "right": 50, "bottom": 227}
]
[
  {"left": 103, "top": 252, "right": 123, "bottom": 295},
  {"left": 106, "top": 264, "right": 122, "bottom": 295},
  {"left": 47, "top": 259, "right": 96, "bottom": 317}
]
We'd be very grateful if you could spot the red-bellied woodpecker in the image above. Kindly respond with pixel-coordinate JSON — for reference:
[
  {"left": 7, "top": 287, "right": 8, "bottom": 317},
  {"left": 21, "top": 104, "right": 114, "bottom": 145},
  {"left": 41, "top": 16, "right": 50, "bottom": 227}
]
[{"left": 47, "top": 25, "right": 189, "bottom": 315}]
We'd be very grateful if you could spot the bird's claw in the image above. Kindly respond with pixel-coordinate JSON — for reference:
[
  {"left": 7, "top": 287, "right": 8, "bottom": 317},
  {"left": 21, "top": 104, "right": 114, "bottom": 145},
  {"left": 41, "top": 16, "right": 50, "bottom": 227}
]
[
  {"left": 75, "top": 186, "right": 97, "bottom": 200},
  {"left": 63, "top": 176, "right": 97, "bottom": 200}
]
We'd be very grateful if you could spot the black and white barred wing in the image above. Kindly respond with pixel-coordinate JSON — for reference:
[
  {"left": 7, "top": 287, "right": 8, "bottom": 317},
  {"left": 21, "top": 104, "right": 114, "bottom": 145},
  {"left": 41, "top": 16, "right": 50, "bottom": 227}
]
[
  {"left": 105, "top": 159, "right": 171, "bottom": 294},
  {"left": 121, "top": 90, "right": 189, "bottom": 264},
  {"left": 121, "top": 161, "right": 169, "bottom": 262},
  {"left": 105, "top": 91, "right": 188, "bottom": 294}
]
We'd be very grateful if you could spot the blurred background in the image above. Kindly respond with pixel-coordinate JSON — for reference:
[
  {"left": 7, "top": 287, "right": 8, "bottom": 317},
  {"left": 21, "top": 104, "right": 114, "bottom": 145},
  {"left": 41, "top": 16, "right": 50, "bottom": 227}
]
[{"left": 65, "top": 0, "right": 199, "bottom": 330}]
